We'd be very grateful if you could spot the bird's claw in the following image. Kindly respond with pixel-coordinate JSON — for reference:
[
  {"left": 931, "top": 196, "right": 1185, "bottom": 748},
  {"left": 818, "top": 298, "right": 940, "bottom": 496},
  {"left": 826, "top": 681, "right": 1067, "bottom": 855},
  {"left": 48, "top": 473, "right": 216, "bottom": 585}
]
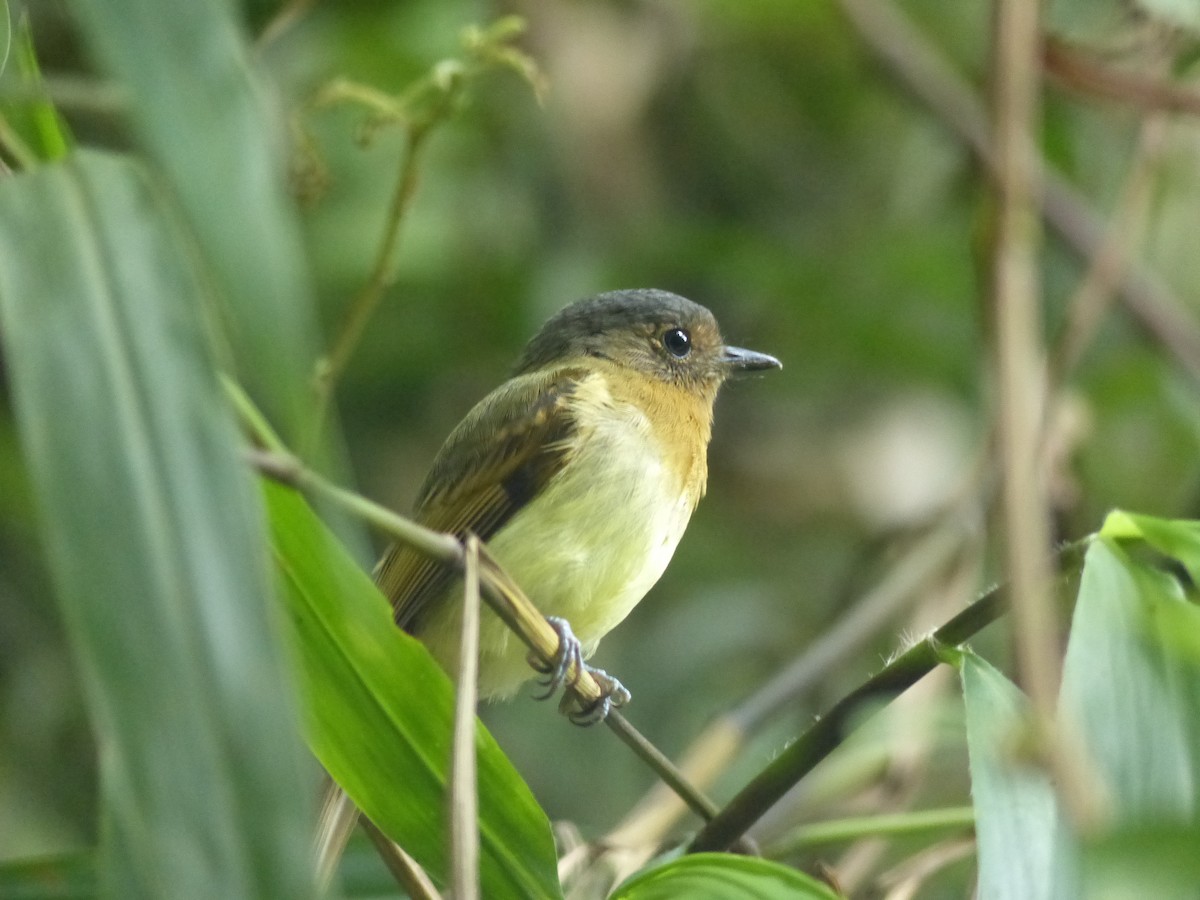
[
  {"left": 528, "top": 616, "right": 584, "bottom": 700},
  {"left": 561, "top": 666, "right": 630, "bottom": 726},
  {"left": 527, "top": 617, "right": 630, "bottom": 725}
]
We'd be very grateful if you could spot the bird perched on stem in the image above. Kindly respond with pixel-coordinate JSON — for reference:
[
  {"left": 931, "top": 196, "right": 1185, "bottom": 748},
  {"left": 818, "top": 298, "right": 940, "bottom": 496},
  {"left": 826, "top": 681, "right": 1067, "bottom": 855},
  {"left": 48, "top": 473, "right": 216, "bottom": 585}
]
[
  {"left": 316, "top": 289, "right": 779, "bottom": 878},
  {"left": 376, "top": 288, "right": 780, "bottom": 715}
]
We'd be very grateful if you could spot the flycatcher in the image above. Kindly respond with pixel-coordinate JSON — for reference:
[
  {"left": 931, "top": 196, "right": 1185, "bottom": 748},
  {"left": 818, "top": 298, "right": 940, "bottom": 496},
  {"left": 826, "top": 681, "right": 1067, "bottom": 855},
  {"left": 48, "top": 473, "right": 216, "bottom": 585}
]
[
  {"left": 375, "top": 288, "right": 780, "bottom": 711},
  {"left": 316, "top": 289, "right": 779, "bottom": 876}
]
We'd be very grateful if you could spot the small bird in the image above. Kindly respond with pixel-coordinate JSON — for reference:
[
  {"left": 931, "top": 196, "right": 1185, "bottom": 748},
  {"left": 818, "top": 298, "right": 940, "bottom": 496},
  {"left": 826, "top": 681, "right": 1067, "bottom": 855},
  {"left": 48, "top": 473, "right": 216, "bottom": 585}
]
[
  {"left": 316, "top": 289, "right": 779, "bottom": 877},
  {"left": 375, "top": 288, "right": 780, "bottom": 708}
]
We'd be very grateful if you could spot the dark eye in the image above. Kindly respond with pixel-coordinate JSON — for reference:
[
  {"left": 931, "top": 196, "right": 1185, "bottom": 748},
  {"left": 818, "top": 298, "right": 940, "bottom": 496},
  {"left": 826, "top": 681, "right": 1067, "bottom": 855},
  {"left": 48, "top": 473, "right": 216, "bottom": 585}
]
[{"left": 662, "top": 327, "right": 691, "bottom": 358}]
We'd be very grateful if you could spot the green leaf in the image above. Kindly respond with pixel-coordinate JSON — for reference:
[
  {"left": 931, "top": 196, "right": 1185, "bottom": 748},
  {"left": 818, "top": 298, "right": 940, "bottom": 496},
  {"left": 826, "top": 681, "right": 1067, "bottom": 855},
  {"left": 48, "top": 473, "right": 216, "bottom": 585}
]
[
  {"left": 265, "top": 482, "right": 563, "bottom": 899},
  {"left": 0, "top": 12, "right": 72, "bottom": 167},
  {"left": 71, "top": 0, "right": 320, "bottom": 439},
  {"left": 0, "top": 152, "right": 315, "bottom": 898},
  {"left": 1060, "top": 538, "right": 1200, "bottom": 823},
  {"left": 610, "top": 854, "right": 840, "bottom": 900},
  {"left": 1099, "top": 510, "right": 1200, "bottom": 586},
  {"left": 1081, "top": 823, "right": 1200, "bottom": 900},
  {"left": 0, "top": 852, "right": 95, "bottom": 899},
  {"left": 12, "top": 14, "right": 70, "bottom": 160},
  {"left": 960, "top": 652, "right": 1077, "bottom": 900}
]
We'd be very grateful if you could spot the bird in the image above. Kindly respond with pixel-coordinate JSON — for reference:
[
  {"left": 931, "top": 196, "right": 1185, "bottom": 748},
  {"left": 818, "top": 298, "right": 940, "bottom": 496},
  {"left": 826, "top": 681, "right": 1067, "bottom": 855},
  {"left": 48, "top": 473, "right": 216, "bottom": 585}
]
[
  {"left": 374, "top": 287, "right": 780, "bottom": 707},
  {"left": 316, "top": 288, "right": 779, "bottom": 877}
]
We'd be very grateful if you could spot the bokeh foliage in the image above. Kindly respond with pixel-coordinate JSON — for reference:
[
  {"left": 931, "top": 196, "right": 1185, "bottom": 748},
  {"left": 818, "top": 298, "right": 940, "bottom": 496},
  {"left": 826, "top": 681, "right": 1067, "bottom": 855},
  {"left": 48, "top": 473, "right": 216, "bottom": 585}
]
[{"left": 2, "top": 0, "right": 1200, "bottom": 897}]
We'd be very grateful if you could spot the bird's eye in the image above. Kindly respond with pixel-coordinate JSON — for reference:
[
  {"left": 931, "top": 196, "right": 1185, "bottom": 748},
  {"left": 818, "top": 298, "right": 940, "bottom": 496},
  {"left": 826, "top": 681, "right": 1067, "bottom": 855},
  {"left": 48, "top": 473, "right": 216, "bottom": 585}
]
[{"left": 662, "top": 327, "right": 691, "bottom": 358}]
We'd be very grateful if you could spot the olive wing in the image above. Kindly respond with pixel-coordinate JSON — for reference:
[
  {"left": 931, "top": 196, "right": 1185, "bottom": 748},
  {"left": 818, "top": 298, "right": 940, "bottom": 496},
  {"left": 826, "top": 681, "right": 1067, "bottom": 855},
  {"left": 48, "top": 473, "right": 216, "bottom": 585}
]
[{"left": 375, "top": 366, "right": 587, "bottom": 631}]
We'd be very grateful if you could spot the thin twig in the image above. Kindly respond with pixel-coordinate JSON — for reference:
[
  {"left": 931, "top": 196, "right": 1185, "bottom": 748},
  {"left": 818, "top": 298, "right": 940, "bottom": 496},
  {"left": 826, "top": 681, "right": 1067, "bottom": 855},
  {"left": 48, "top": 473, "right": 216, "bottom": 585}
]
[
  {"left": 877, "top": 836, "right": 978, "bottom": 900},
  {"left": 686, "top": 537, "right": 1085, "bottom": 854},
  {"left": 307, "top": 124, "right": 432, "bottom": 452},
  {"left": 1044, "top": 38, "right": 1200, "bottom": 117},
  {"left": 835, "top": 0, "right": 1200, "bottom": 384},
  {"left": 733, "top": 507, "right": 979, "bottom": 732},
  {"left": 315, "top": 124, "right": 431, "bottom": 398},
  {"left": 1050, "top": 114, "right": 1169, "bottom": 381},
  {"left": 256, "top": 0, "right": 317, "bottom": 50},
  {"left": 764, "top": 806, "right": 975, "bottom": 856},
  {"left": 360, "top": 817, "right": 444, "bottom": 900},
  {"left": 604, "top": 711, "right": 719, "bottom": 823},
  {"left": 450, "top": 536, "right": 482, "bottom": 900},
  {"left": 990, "top": 0, "right": 1060, "bottom": 760},
  {"left": 990, "top": 0, "right": 1102, "bottom": 831}
]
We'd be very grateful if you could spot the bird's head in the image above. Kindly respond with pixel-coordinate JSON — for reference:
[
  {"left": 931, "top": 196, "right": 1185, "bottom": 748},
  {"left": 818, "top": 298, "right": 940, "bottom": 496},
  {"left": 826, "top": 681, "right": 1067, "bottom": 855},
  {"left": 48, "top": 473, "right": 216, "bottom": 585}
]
[{"left": 513, "top": 289, "right": 781, "bottom": 394}]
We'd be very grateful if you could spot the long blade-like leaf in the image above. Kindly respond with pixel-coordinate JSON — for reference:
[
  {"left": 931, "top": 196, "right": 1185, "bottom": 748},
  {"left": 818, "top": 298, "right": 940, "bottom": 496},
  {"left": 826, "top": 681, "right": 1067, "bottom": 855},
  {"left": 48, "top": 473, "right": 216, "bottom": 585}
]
[
  {"left": 0, "top": 151, "right": 316, "bottom": 900},
  {"left": 265, "top": 482, "right": 562, "bottom": 899},
  {"left": 1061, "top": 537, "right": 1200, "bottom": 821},
  {"left": 960, "top": 651, "right": 1076, "bottom": 900},
  {"left": 71, "top": 0, "right": 320, "bottom": 439}
]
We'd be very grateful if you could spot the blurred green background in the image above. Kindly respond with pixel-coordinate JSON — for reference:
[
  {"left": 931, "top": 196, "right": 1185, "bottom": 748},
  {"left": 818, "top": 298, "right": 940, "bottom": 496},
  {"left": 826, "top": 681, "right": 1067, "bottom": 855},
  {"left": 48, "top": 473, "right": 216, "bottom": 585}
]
[{"left": 3, "top": 0, "right": 1198, "bottom": 893}]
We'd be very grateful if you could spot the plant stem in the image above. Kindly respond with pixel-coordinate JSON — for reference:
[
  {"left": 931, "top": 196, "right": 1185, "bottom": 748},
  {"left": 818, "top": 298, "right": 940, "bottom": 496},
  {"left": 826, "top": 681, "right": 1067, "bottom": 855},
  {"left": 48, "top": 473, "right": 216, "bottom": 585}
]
[
  {"left": 765, "top": 806, "right": 976, "bottom": 855},
  {"left": 687, "top": 539, "right": 1086, "bottom": 854}
]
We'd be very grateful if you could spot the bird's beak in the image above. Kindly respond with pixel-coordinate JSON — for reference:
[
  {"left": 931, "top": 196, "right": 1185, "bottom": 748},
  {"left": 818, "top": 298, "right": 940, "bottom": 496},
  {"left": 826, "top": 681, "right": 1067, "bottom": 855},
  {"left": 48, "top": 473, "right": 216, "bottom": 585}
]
[{"left": 721, "top": 345, "right": 782, "bottom": 375}]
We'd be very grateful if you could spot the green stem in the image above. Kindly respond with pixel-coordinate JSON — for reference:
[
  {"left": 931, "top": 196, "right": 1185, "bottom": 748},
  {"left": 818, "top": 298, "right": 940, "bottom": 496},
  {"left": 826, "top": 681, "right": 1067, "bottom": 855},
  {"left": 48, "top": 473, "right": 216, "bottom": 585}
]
[
  {"left": 688, "top": 540, "right": 1087, "bottom": 854},
  {"left": 765, "top": 806, "right": 975, "bottom": 856}
]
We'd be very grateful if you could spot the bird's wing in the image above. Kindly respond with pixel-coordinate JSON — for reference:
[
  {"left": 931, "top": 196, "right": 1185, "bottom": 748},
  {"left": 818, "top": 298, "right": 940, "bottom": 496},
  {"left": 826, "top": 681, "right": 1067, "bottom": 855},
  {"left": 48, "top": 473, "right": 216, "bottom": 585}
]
[{"left": 375, "top": 365, "right": 589, "bottom": 631}]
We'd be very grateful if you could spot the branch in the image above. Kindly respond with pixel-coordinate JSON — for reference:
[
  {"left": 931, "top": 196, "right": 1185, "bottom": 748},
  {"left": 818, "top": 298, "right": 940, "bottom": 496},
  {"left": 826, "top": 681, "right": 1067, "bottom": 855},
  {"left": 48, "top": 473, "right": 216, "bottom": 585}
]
[
  {"left": 835, "top": 0, "right": 1200, "bottom": 384},
  {"left": 990, "top": 0, "right": 1062, "bottom": 784},
  {"left": 687, "top": 538, "right": 1087, "bottom": 854},
  {"left": 1044, "top": 38, "right": 1200, "bottom": 117}
]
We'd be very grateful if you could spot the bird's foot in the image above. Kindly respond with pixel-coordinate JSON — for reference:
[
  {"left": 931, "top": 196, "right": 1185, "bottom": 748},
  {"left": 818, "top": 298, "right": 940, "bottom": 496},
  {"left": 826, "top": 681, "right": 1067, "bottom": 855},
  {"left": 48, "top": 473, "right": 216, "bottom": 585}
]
[
  {"left": 560, "top": 666, "right": 631, "bottom": 726},
  {"left": 528, "top": 616, "right": 584, "bottom": 700},
  {"left": 527, "top": 616, "right": 630, "bottom": 725}
]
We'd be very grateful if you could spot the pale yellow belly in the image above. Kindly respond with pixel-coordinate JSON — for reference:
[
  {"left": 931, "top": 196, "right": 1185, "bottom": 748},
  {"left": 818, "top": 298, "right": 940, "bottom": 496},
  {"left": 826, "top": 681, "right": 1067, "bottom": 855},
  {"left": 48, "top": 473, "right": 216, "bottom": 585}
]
[{"left": 413, "top": 406, "right": 697, "bottom": 699}]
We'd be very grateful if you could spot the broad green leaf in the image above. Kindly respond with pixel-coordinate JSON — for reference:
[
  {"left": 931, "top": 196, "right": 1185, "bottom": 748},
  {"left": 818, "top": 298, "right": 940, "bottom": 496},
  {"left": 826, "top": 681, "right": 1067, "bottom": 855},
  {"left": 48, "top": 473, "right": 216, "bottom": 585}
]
[
  {"left": 610, "top": 853, "right": 840, "bottom": 900},
  {"left": 265, "top": 482, "right": 562, "bottom": 899},
  {"left": 960, "top": 652, "right": 1076, "bottom": 900},
  {"left": 1060, "top": 538, "right": 1200, "bottom": 823},
  {"left": 71, "top": 0, "right": 320, "bottom": 439},
  {"left": 0, "top": 152, "right": 315, "bottom": 898}
]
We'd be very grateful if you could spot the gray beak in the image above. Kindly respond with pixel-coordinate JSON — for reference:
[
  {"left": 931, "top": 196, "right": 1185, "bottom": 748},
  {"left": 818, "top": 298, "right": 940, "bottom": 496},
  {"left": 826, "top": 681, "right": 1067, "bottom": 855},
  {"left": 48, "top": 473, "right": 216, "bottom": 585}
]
[{"left": 721, "top": 345, "right": 782, "bottom": 374}]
